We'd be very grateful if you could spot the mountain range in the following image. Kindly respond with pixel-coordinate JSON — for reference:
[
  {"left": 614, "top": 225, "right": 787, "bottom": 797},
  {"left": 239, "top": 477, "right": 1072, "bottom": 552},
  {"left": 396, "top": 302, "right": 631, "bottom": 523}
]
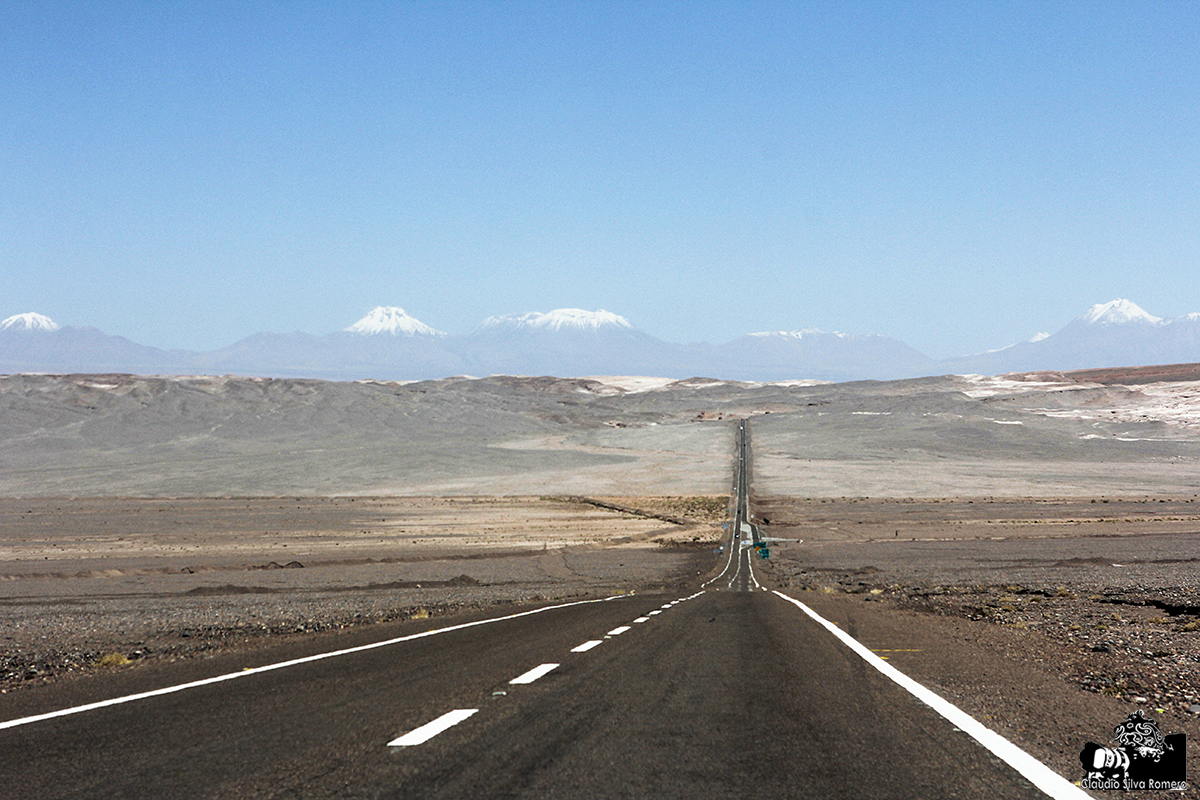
[{"left": 3, "top": 299, "right": 1199, "bottom": 383}]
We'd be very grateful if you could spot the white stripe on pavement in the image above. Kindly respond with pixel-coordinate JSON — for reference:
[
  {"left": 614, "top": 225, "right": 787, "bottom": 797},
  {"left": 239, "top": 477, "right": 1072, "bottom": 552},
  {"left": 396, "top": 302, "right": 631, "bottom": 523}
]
[
  {"left": 772, "top": 591, "right": 1090, "bottom": 800},
  {"left": 510, "top": 663, "right": 559, "bottom": 685},
  {"left": 0, "top": 595, "right": 626, "bottom": 732},
  {"left": 571, "top": 640, "right": 603, "bottom": 653},
  {"left": 388, "top": 709, "right": 478, "bottom": 747}
]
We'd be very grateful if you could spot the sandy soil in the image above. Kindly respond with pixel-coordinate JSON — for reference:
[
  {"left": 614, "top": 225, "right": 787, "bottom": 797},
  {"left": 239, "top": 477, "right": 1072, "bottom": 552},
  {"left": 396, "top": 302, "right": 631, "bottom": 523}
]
[
  {"left": 753, "top": 494, "right": 1200, "bottom": 794},
  {"left": 0, "top": 495, "right": 723, "bottom": 688},
  {"left": 6, "top": 370, "right": 1200, "bottom": 792},
  {"left": 6, "top": 491, "right": 1200, "bottom": 793}
]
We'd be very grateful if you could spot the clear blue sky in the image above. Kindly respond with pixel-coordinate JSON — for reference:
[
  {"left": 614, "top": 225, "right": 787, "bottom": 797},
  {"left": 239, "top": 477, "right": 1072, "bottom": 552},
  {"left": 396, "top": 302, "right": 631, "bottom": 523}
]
[{"left": 4, "top": 1, "right": 1198, "bottom": 358}]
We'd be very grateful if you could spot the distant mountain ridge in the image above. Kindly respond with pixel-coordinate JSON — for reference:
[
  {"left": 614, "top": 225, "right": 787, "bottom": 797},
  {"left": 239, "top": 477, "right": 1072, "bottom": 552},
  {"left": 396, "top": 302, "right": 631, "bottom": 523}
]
[
  {"left": 4, "top": 299, "right": 1200, "bottom": 382},
  {"left": 714, "top": 329, "right": 936, "bottom": 383},
  {"left": 474, "top": 308, "right": 634, "bottom": 333},
  {"left": 942, "top": 299, "right": 1200, "bottom": 375}
]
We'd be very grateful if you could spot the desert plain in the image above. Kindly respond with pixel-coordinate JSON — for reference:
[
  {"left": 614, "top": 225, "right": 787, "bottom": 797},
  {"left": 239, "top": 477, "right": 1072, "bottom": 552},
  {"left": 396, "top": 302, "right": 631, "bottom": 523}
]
[{"left": 4, "top": 367, "right": 1200, "bottom": 790}]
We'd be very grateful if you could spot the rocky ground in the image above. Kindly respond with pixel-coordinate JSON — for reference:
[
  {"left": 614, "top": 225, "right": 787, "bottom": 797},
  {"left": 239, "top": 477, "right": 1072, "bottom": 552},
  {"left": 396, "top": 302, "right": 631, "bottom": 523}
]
[
  {"left": 753, "top": 494, "right": 1200, "bottom": 794},
  {"left": 777, "top": 566, "right": 1200, "bottom": 716},
  {"left": 7, "top": 370, "right": 1200, "bottom": 792},
  {"left": 5, "top": 492, "right": 1200, "bottom": 794},
  {"left": 759, "top": 495, "right": 1200, "bottom": 715},
  {"left": 0, "top": 495, "right": 725, "bottom": 692}
]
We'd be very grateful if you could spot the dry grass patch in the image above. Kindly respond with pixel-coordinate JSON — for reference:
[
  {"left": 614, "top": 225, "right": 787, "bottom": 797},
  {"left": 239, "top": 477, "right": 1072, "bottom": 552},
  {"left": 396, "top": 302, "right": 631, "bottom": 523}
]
[{"left": 96, "top": 652, "right": 130, "bottom": 668}]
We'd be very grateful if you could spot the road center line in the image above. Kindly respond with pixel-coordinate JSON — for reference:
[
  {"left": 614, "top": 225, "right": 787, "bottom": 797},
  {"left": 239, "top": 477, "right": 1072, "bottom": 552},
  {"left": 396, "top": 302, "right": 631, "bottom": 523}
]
[
  {"left": 571, "top": 640, "right": 603, "bottom": 653},
  {"left": 607, "top": 626, "right": 631, "bottom": 636},
  {"left": 772, "top": 591, "right": 1090, "bottom": 800},
  {"left": 633, "top": 617, "right": 649, "bottom": 623},
  {"left": 510, "top": 663, "right": 559, "bottom": 685},
  {"left": 387, "top": 709, "right": 478, "bottom": 747},
  {"left": 0, "top": 595, "right": 626, "bottom": 732}
]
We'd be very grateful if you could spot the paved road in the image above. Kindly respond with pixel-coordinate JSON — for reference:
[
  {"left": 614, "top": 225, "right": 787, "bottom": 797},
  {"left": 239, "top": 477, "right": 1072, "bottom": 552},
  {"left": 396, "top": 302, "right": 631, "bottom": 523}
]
[
  {"left": 0, "top": 588, "right": 1073, "bottom": 799},
  {"left": 705, "top": 419, "right": 765, "bottom": 593},
  {"left": 0, "top": 421, "right": 1084, "bottom": 799}
]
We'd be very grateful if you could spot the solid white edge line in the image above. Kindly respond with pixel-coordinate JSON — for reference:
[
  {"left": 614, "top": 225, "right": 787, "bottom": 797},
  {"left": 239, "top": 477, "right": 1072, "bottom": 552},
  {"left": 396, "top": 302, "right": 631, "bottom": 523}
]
[
  {"left": 387, "top": 708, "right": 478, "bottom": 747},
  {"left": 701, "top": 525, "right": 739, "bottom": 587},
  {"left": 771, "top": 591, "right": 1090, "bottom": 800},
  {"left": 726, "top": 546, "right": 743, "bottom": 589},
  {"left": 0, "top": 595, "right": 627, "bottom": 732},
  {"left": 510, "top": 663, "right": 559, "bottom": 685},
  {"left": 571, "top": 640, "right": 603, "bottom": 653}
]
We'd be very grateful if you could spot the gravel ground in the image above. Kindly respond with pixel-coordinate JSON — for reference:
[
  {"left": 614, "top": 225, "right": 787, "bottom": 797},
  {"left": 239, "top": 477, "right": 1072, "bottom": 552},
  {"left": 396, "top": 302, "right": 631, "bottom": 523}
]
[
  {"left": 6, "top": 492, "right": 1200, "bottom": 795},
  {"left": 776, "top": 565, "right": 1200, "bottom": 717},
  {"left": 759, "top": 496, "right": 1200, "bottom": 717},
  {"left": 7, "top": 370, "right": 1200, "bottom": 792},
  {"left": 0, "top": 495, "right": 723, "bottom": 692},
  {"left": 0, "top": 544, "right": 715, "bottom": 691}
]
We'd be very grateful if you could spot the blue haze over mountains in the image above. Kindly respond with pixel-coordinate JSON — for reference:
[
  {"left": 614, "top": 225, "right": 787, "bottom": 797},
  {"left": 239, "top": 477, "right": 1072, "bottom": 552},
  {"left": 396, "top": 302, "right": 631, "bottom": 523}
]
[{"left": 2, "top": 300, "right": 1199, "bottom": 383}]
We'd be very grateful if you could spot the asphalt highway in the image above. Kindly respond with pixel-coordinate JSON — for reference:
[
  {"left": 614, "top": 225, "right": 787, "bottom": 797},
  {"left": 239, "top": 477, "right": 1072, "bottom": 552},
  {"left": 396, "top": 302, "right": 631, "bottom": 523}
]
[{"left": 0, "top": 422, "right": 1088, "bottom": 799}]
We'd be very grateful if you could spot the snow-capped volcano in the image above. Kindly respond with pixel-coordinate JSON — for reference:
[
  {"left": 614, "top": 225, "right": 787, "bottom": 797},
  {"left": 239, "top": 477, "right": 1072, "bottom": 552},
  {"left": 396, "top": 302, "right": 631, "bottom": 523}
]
[
  {"left": 1076, "top": 299, "right": 1163, "bottom": 326},
  {"left": 10, "top": 297, "right": 1200, "bottom": 383},
  {"left": 944, "top": 298, "right": 1200, "bottom": 374},
  {"left": 0, "top": 312, "right": 184, "bottom": 374},
  {"left": 476, "top": 309, "right": 633, "bottom": 333},
  {"left": 463, "top": 308, "right": 664, "bottom": 376},
  {"left": 344, "top": 307, "right": 442, "bottom": 336},
  {"left": 1, "top": 312, "right": 59, "bottom": 332}
]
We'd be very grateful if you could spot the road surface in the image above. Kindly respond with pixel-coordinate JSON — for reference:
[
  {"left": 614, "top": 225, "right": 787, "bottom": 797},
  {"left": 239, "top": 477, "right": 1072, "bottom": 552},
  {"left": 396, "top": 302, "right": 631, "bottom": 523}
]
[{"left": 0, "top": 421, "right": 1086, "bottom": 799}]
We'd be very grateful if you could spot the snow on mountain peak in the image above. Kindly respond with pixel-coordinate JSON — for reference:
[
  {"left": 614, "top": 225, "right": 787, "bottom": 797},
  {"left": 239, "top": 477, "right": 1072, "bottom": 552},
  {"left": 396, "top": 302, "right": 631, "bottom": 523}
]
[
  {"left": 1079, "top": 299, "right": 1162, "bottom": 326},
  {"left": 749, "top": 328, "right": 825, "bottom": 340},
  {"left": 478, "top": 308, "right": 633, "bottom": 332},
  {"left": 1, "top": 312, "right": 60, "bottom": 332},
  {"left": 344, "top": 307, "right": 443, "bottom": 336}
]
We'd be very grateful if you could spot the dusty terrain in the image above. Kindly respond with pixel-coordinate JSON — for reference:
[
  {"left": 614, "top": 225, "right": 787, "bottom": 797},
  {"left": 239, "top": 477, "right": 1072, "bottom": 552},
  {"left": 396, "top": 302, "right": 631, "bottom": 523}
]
[
  {"left": 0, "top": 495, "right": 726, "bottom": 687},
  {"left": 7, "top": 369, "right": 1200, "bottom": 499},
  {"left": 5, "top": 368, "right": 1200, "bottom": 792},
  {"left": 749, "top": 494, "right": 1200, "bottom": 793}
]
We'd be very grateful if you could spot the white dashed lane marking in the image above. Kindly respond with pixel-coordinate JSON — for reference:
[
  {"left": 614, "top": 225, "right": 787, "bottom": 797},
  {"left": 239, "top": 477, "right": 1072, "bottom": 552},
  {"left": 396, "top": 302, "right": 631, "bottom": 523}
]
[
  {"left": 510, "top": 663, "right": 560, "bottom": 685},
  {"left": 2, "top": 595, "right": 627, "bottom": 735},
  {"left": 385, "top": 591, "right": 707, "bottom": 749},
  {"left": 388, "top": 709, "right": 478, "bottom": 747}
]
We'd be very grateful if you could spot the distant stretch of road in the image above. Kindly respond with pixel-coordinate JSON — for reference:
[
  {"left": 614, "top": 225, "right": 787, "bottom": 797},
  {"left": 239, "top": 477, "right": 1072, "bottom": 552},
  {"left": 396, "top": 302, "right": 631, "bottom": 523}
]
[
  {"left": 704, "top": 418, "right": 765, "bottom": 593},
  {"left": 0, "top": 420, "right": 1087, "bottom": 799}
]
